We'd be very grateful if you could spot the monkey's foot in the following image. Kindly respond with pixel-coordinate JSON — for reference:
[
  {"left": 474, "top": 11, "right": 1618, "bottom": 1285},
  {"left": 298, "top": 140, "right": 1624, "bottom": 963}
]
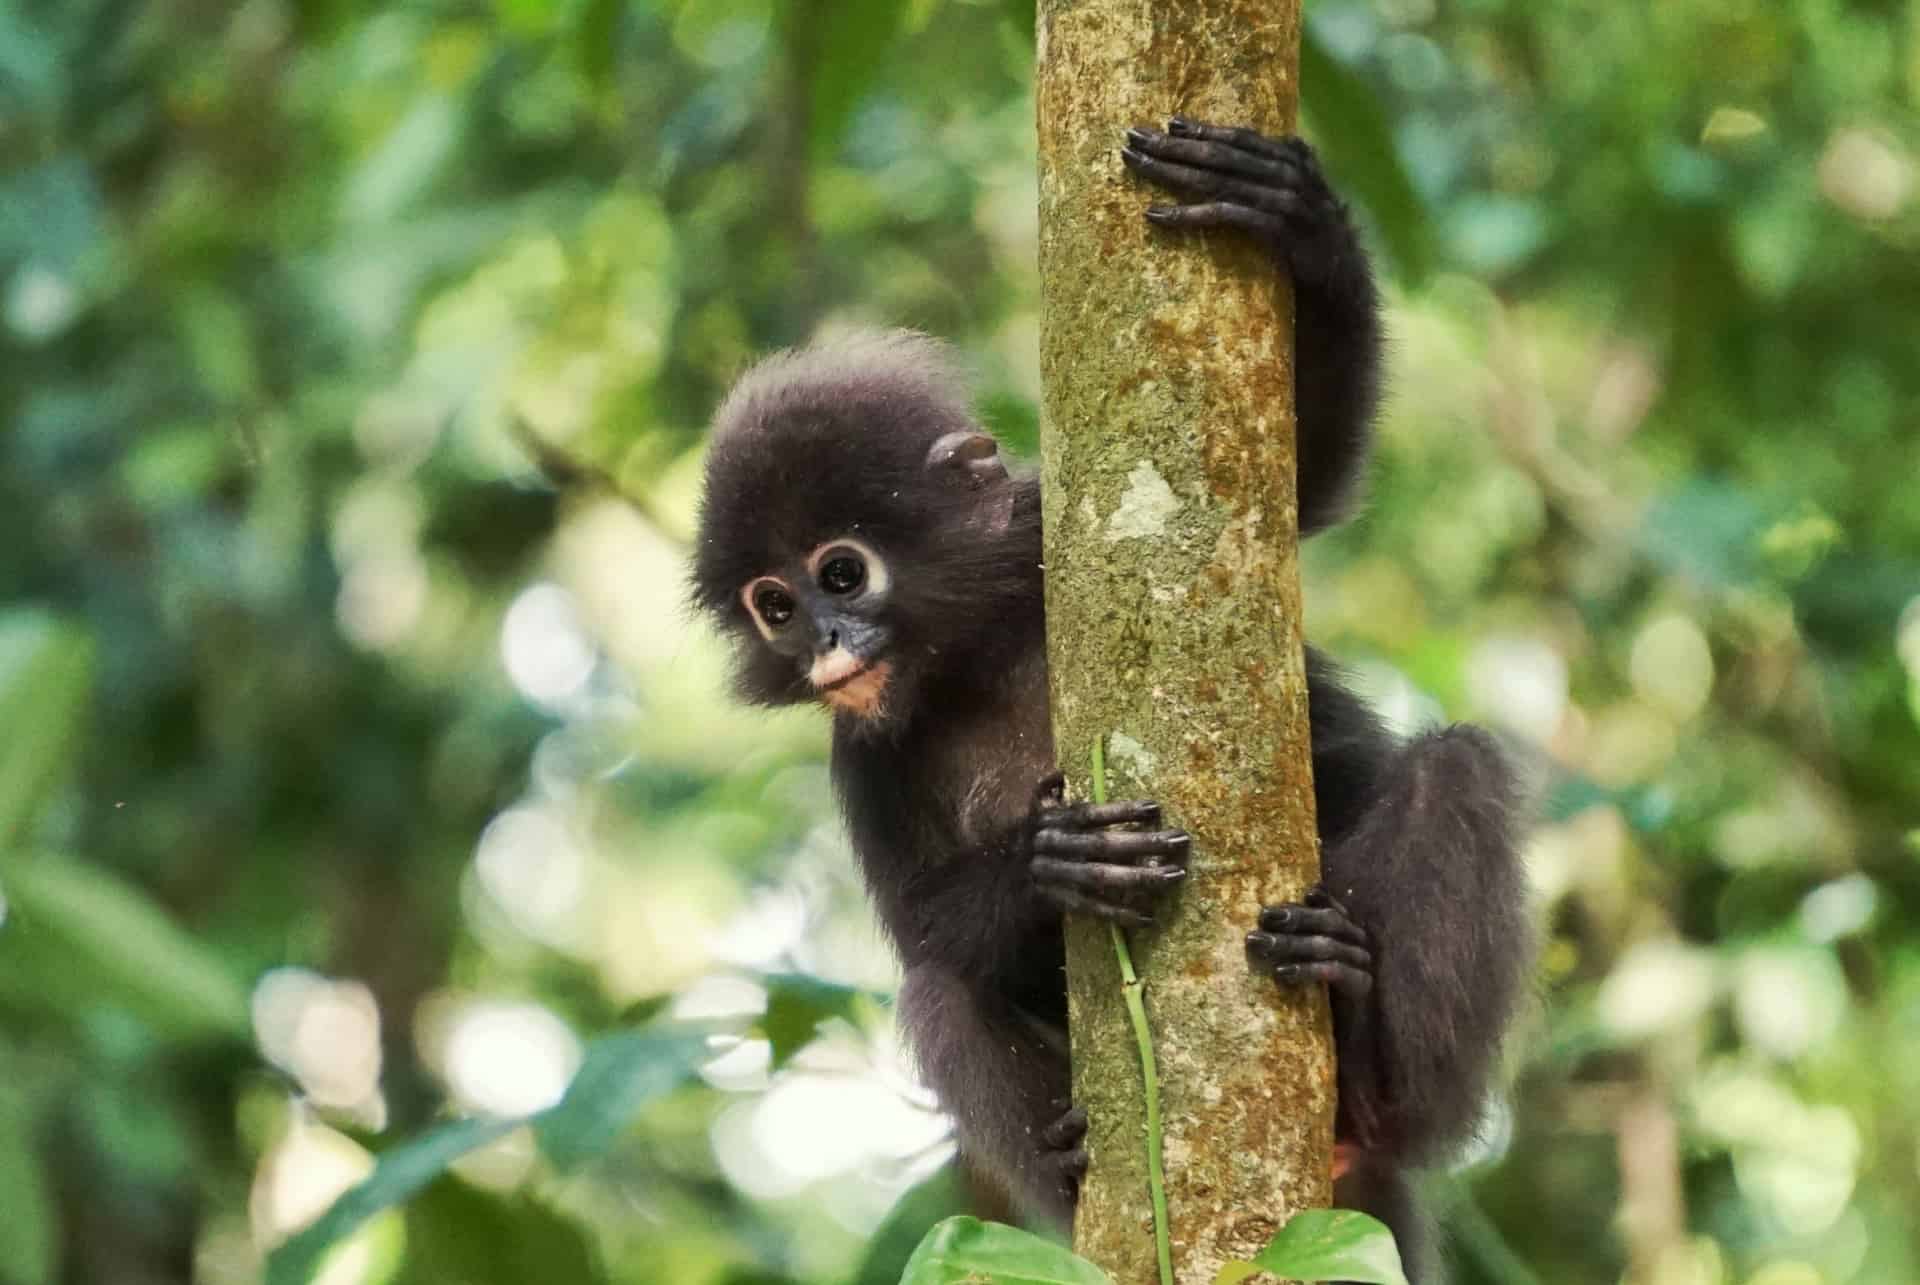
[
  {"left": 1121, "top": 118, "right": 1355, "bottom": 288},
  {"left": 1029, "top": 773, "right": 1189, "bottom": 927},
  {"left": 1247, "top": 885, "right": 1374, "bottom": 1001},
  {"left": 1039, "top": 1104, "right": 1089, "bottom": 1204}
]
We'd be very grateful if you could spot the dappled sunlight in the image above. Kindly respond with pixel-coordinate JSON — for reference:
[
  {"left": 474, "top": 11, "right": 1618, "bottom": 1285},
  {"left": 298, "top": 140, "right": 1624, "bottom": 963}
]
[
  {"left": 424, "top": 997, "right": 584, "bottom": 1118},
  {"left": 473, "top": 804, "right": 590, "bottom": 951},
  {"left": 501, "top": 582, "right": 599, "bottom": 712},
  {"left": 252, "top": 969, "right": 386, "bottom": 1122}
]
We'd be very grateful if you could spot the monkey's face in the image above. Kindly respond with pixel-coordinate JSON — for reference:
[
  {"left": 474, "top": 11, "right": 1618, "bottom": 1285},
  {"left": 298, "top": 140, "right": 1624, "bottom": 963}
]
[{"left": 738, "top": 536, "right": 897, "bottom": 720}]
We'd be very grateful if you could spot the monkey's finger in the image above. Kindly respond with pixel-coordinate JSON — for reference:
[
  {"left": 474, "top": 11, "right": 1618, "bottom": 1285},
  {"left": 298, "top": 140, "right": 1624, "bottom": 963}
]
[
  {"left": 1034, "top": 828, "right": 1191, "bottom": 862},
  {"left": 1038, "top": 886, "right": 1153, "bottom": 927},
  {"left": 1033, "top": 856, "right": 1186, "bottom": 895},
  {"left": 1167, "top": 116, "right": 1304, "bottom": 162},
  {"left": 1122, "top": 148, "right": 1308, "bottom": 221},
  {"left": 1246, "top": 931, "right": 1371, "bottom": 971},
  {"left": 1145, "top": 202, "right": 1288, "bottom": 241},
  {"left": 1041, "top": 1106, "right": 1088, "bottom": 1149},
  {"left": 1258, "top": 902, "right": 1368, "bottom": 945},
  {"left": 1036, "top": 799, "right": 1161, "bottom": 830},
  {"left": 1126, "top": 126, "right": 1302, "bottom": 187},
  {"left": 1273, "top": 960, "right": 1374, "bottom": 1002}
]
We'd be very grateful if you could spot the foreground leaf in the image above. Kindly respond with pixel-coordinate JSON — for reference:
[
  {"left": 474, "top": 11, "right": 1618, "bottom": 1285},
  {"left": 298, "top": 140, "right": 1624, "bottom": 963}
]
[
  {"left": 1214, "top": 1209, "right": 1408, "bottom": 1285},
  {"left": 899, "top": 1217, "right": 1112, "bottom": 1285}
]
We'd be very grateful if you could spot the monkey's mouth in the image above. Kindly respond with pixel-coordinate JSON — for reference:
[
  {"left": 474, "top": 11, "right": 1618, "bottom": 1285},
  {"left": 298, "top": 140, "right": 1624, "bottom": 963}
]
[
  {"left": 810, "top": 652, "right": 893, "bottom": 717},
  {"left": 817, "top": 664, "right": 872, "bottom": 692}
]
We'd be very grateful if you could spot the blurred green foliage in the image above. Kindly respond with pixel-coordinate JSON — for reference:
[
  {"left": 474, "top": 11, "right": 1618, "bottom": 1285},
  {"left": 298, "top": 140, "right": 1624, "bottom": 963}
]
[{"left": 3, "top": 0, "right": 1918, "bottom": 1283}]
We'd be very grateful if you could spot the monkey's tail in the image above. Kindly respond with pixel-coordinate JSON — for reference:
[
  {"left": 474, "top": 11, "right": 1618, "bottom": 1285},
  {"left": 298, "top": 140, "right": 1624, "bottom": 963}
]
[{"left": 1332, "top": 1156, "right": 1444, "bottom": 1285}]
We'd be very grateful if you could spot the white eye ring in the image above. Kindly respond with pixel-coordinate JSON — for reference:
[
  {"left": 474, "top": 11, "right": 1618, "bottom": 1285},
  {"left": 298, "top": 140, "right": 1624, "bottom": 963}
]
[
  {"left": 807, "top": 537, "right": 889, "bottom": 596},
  {"left": 741, "top": 576, "right": 797, "bottom": 641}
]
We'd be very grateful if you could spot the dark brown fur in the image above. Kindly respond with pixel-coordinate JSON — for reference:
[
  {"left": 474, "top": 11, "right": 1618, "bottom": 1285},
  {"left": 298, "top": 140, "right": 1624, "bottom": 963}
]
[{"left": 692, "top": 125, "right": 1529, "bottom": 1283}]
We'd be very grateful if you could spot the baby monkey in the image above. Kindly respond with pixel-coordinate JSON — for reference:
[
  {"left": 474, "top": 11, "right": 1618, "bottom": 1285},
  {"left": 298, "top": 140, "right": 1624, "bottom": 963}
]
[{"left": 692, "top": 119, "right": 1528, "bottom": 1281}]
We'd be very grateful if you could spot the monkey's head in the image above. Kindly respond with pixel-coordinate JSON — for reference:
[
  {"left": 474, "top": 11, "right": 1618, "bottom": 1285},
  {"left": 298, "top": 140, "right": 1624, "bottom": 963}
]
[{"left": 692, "top": 330, "right": 1040, "bottom": 732}]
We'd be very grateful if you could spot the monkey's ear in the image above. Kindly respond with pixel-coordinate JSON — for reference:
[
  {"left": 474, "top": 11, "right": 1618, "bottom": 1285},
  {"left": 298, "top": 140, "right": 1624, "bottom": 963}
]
[{"left": 925, "top": 431, "right": 1008, "bottom": 488}]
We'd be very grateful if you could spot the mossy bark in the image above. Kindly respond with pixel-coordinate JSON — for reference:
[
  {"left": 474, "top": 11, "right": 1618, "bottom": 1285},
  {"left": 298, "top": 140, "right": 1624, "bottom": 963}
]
[{"left": 1035, "top": 2, "right": 1331, "bottom": 1283}]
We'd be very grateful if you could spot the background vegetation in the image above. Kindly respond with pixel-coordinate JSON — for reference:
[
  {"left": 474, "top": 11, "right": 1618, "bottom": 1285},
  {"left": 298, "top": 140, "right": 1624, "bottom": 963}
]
[{"left": 3, "top": 0, "right": 1918, "bottom": 1282}]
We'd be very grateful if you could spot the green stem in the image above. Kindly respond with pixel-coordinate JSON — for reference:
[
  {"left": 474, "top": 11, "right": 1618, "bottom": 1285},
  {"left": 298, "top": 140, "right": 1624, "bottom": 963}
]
[{"left": 1091, "top": 737, "right": 1174, "bottom": 1285}]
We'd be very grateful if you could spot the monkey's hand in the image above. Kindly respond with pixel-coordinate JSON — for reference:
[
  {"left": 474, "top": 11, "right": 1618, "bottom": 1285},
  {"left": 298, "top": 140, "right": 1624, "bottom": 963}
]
[
  {"left": 1246, "top": 884, "right": 1374, "bottom": 1001},
  {"left": 1028, "top": 772, "right": 1190, "bottom": 927},
  {"left": 1038, "top": 1102, "right": 1089, "bottom": 1208},
  {"left": 1121, "top": 118, "right": 1358, "bottom": 290}
]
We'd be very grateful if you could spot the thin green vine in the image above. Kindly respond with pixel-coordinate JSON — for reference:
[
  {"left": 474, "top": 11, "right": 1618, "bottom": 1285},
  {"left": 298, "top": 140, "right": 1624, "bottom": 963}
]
[{"left": 1090, "top": 736, "right": 1174, "bottom": 1285}]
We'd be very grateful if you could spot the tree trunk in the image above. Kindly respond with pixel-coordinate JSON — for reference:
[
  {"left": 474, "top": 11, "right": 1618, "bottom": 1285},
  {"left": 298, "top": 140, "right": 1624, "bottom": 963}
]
[{"left": 1035, "top": 3, "right": 1331, "bottom": 1283}]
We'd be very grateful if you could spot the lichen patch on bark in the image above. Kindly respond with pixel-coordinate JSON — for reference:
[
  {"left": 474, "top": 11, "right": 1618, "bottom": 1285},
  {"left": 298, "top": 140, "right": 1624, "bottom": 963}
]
[{"left": 1105, "top": 460, "right": 1183, "bottom": 540}]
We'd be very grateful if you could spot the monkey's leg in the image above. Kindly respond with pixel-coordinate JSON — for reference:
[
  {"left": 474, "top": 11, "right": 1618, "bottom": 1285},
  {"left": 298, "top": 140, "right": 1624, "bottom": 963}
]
[
  {"left": 898, "top": 964, "right": 1080, "bottom": 1226},
  {"left": 1028, "top": 772, "right": 1191, "bottom": 926},
  {"left": 1265, "top": 726, "right": 1528, "bottom": 1165},
  {"left": 1120, "top": 119, "right": 1382, "bottom": 534}
]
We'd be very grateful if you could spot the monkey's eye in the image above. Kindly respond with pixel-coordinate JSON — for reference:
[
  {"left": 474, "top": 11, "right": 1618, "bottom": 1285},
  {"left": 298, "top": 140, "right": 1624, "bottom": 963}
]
[
  {"left": 753, "top": 583, "right": 796, "bottom": 628},
  {"left": 818, "top": 553, "right": 866, "bottom": 596}
]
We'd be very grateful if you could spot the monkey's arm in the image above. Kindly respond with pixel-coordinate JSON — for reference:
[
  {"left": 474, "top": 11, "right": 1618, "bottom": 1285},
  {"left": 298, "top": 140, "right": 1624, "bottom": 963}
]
[
  {"left": 1256, "top": 726, "right": 1529, "bottom": 1162},
  {"left": 899, "top": 964, "right": 1080, "bottom": 1226},
  {"left": 1121, "top": 119, "right": 1382, "bottom": 535}
]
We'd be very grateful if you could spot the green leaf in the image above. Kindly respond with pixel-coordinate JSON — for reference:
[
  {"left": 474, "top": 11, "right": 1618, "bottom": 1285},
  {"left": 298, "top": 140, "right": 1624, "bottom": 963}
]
[
  {"left": 0, "top": 159, "right": 104, "bottom": 280},
  {"left": 853, "top": 1163, "right": 966, "bottom": 1285},
  {"left": 1636, "top": 481, "right": 1768, "bottom": 589},
  {"left": 0, "top": 859, "right": 248, "bottom": 1040},
  {"left": 533, "top": 1025, "right": 710, "bottom": 1171},
  {"left": 0, "top": 610, "right": 93, "bottom": 849},
  {"left": 805, "top": 0, "right": 912, "bottom": 160},
  {"left": 759, "top": 973, "right": 876, "bottom": 1069},
  {"left": 1213, "top": 1209, "right": 1408, "bottom": 1285},
  {"left": 575, "top": 0, "right": 623, "bottom": 88},
  {"left": 1300, "top": 22, "right": 1434, "bottom": 286},
  {"left": 405, "top": 1180, "right": 602, "bottom": 1284},
  {"left": 343, "top": 94, "right": 464, "bottom": 224},
  {"left": 266, "top": 1116, "right": 519, "bottom": 1285},
  {"left": 898, "top": 1217, "right": 1112, "bottom": 1285},
  {"left": 0, "top": 1082, "right": 55, "bottom": 1285},
  {"left": 269, "top": 1022, "right": 707, "bottom": 1283}
]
